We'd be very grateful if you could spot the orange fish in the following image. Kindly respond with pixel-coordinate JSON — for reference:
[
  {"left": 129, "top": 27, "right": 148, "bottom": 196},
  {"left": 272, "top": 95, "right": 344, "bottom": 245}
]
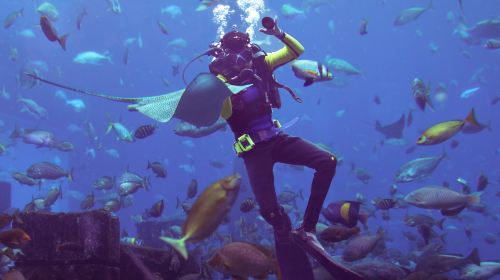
[
  {"left": 0, "top": 228, "right": 31, "bottom": 248},
  {"left": 40, "top": 15, "right": 68, "bottom": 50}
]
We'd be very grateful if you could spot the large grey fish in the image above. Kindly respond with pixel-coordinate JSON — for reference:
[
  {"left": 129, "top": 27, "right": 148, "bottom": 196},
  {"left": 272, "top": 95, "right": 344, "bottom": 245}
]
[
  {"left": 416, "top": 248, "right": 480, "bottom": 275},
  {"left": 404, "top": 186, "right": 481, "bottom": 215},
  {"left": 118, "top": 170, "right": 149, "bottom": 196},
  {"left": 342, "top": 228, "right": 384, "bottom": 262},
  {"left": 394, "top": 1, "right": 433, "bottom": 26},
  {"left": 455, "top": 18, "right": 500, "bottom": 45},
  {"left": 395, "top": 152, "right": 446, "bottom": 183},
  {"left": 26, "top": 162, "right": 73, "bottom": 181}
]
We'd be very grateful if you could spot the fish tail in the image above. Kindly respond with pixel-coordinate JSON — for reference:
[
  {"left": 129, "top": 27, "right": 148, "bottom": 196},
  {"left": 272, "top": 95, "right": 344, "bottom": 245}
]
[
  {"left": 467, "top": 248, "right": 481, "bottom": 266},
  {"left": 105, "top": 122, "right": 113, "bottom": 135},
  {"left": 464, "top": 108, "right": 480, "bottom": 126},
  {"left": 436, "top": 218, "right": 445, "bottom": 230},
  {"left": 9, "top": 124, "right": 21, "bottom": 139},
  {"left": 68, "top": 168, "right": 74, "bottom": 182},
  {"left": 144, "top": 176, "right": 150, "bottom": 191},
  {"left": 159, "top": 236, "right": 188, "bottom": 260},
  {"left": 440, "top": 148, "right": 448, "bottom": 160},
  {"left": 58, "top": 34, "right": 69, "bottom": 51},
  {"left": 467, "top": 192, "right": 481, "bottom": 206}
]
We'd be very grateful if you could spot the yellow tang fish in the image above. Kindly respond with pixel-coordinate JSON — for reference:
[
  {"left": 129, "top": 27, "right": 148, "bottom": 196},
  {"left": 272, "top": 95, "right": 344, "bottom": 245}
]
[
  {"left": 417, "top": 120, "right": 464, "bottom": 145},
  {"left": 160, "top": 174, "right": 241, "bottom": 259}
]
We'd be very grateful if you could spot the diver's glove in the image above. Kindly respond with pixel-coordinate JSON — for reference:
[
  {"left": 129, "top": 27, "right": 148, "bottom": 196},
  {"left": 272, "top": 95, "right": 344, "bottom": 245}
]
[{"left": 259, "top": 17, "right": 285, "bottom": 40}]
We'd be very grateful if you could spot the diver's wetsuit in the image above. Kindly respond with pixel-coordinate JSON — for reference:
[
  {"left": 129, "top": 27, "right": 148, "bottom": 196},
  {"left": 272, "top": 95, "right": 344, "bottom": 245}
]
[{"left": 220, "top": 33, "right": 337, "bottom": 279}]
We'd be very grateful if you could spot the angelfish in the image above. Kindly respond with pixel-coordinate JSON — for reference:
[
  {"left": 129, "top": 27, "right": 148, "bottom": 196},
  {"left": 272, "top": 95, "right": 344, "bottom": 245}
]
[
  {"left": 291, "top": 60, "right": 333, "bottom": 87},
  {"left": 160, "top": 174, "right": 241, "bottom": 259}
]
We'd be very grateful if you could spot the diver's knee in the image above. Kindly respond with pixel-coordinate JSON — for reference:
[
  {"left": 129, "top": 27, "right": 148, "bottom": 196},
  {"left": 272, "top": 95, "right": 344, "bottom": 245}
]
[{"left": 317, "top": 154, "right": 337, "bottom": 173}]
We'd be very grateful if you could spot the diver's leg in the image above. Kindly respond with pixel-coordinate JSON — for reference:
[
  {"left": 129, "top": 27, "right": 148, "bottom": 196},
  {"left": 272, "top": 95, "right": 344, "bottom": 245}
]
[
  {"left": 273, "top": 134, "right": 337, "bottom": 231},
  {"left": 242, "top": 142, "right": 314, "bottom": 280},
  {"left": 273, "top": 134, "right": 363, "bottom": 279}
]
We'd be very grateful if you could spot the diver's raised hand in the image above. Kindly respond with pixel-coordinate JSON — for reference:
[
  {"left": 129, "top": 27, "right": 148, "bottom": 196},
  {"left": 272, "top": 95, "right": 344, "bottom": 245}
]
[{"left": 259, "top": 17, "right": 284, "bottom": 38}]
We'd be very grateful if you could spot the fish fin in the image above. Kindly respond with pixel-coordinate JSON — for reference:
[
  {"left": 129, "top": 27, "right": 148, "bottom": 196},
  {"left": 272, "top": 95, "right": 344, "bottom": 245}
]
[
  {"left": 467, "top": 192, "right": 482, "bottom": 206},
  {"left": 464, "top": 108, "right": 480, "bottom": 126},
  {"left": 427, "top": 0, "right": 434, "bottom": 10},
  {"left": 467, "top": 248, "right": 480, "bottom": 266},
  {"left": 9, "top": 124, "right": 21, "bottom": 139},
  {"left": 439, "top": 148, "right": 449, "bottom": 161},
  {"left": 159, "top": 236, "right": 188, "bottom": 260},
  {"left": 68, "top": 168, "right": 74, "bottom": 182},
  {"left": 440, "top": 206, "right": 465, "bottom": 216},
  {"left": 58, "top": 34, "right": 69, "bottom": 51},
  {"left": 436, "top": 218, "right": 445, "bottom": 230},
  {"left": 144, "top": 176, "right": 150, "bottom": 191},
  {"left": 303, "top": 79, "right": 314, "bottom": 87},
  {"left": 105, "top": 123, "right": 113, "bottom": 134}
]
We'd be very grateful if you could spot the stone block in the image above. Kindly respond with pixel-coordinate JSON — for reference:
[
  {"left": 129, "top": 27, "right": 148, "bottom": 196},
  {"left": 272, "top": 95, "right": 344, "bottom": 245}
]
[{"left": 13, "top": 210, "right": 120, "bottom": 264}]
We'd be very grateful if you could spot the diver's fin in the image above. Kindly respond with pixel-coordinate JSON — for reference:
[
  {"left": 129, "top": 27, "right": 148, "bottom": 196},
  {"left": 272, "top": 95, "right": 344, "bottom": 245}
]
[
  {"left": 275, "top": 232, "right": 315, "bottom": 280},
  {"left": 291, "top": 232, "right": 363, "bottom": 280},
  {"left": 303, "top": 79, "right": 314, "bottom": 87}
]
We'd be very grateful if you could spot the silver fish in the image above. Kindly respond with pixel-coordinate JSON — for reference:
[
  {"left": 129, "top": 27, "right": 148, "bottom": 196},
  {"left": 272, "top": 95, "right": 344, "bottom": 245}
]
[
  {"left": 118, "top": 170, "right": 149, "bottom": 196},
  {"left": 395, "top": 152, "right": 446, "bottom": 183}
]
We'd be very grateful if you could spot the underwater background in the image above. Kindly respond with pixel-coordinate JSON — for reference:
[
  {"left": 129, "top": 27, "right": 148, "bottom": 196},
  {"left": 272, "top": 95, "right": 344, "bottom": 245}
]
[{"left": 1, "top": 0, "right": 500, "bottom": 279}]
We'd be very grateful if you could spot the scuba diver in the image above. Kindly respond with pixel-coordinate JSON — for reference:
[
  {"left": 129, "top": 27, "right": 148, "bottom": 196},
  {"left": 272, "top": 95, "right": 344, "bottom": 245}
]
[
  {"left": 24, "top": 15, "right": 362, "bottom": 280},
  {"left": 206, "top": 18, "right": 363, "bottom": 280}
]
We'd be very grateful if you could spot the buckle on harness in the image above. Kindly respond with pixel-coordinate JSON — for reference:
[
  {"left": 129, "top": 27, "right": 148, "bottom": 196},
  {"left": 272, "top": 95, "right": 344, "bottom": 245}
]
[{"left": 234, "top": 134, "right": 255, "bottom": 155}]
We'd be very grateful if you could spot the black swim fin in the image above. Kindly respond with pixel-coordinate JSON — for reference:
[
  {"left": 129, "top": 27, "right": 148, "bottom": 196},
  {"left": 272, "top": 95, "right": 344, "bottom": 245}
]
[{"left": 291, "top": 230, "right": 365, "bottom": 280}]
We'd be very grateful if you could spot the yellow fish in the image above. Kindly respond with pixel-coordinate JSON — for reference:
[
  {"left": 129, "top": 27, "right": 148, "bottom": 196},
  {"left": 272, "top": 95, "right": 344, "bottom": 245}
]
[
  {"left": 160, "top": 174, "right": 241, "bottom": 259},
  {"left": 417, "top": 120, "right": 464, "bottom": 145}
]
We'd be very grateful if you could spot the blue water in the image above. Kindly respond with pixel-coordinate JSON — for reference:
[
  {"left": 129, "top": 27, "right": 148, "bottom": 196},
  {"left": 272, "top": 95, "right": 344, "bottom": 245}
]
[{"left": 1, "top": 0, "right": 499, "bottom": 278}]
